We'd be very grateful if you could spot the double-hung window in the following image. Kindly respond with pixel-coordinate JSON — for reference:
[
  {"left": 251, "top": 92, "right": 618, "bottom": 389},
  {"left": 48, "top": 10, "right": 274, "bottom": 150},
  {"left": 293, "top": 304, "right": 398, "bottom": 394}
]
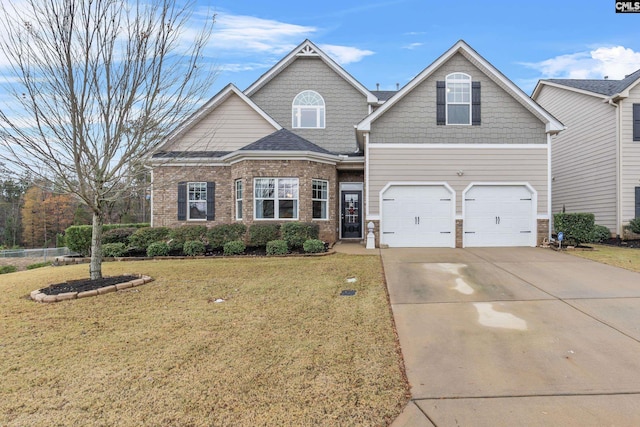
[
  {"left": 292, "top": 90, "right": 325, "bottom": 128},
  {"left": 254, "top": 178, "right": 299, "bottom": 219},
  {"left": 437, "top": 73, "right": 480, "bottom": 126},
  {"left": 446, "top": 73, "right": 471, "bottom": 125},
  {"left": 312, "top": 179, "right": 328, "bottom": 220},
  {"left": 235, "top": 179, "right": 243, "bottom": 220},
  {"left": 188, "top": 182, "right": 207, "bottom": 220}
]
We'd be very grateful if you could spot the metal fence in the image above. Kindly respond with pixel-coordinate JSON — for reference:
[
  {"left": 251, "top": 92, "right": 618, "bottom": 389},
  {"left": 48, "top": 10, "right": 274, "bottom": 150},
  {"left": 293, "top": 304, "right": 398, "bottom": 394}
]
[{"left": 0, "top": 247, "right": 76, "bottom": 259}]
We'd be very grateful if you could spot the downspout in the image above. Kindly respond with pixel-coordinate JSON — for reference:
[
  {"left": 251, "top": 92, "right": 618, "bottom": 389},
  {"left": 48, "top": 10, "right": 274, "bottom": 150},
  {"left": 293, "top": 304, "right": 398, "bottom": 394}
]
[
  {"left": 608, "top": 97, "right": 621, "bottom": 237},
  {"left": 364, "top": 132, "right": 370, "bottom": 220}
]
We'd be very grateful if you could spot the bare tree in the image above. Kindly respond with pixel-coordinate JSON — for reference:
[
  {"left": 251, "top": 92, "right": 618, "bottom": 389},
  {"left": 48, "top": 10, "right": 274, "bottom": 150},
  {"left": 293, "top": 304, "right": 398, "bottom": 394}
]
[{"left": 0, "top": 0, "right": 215, "bottom": 279}]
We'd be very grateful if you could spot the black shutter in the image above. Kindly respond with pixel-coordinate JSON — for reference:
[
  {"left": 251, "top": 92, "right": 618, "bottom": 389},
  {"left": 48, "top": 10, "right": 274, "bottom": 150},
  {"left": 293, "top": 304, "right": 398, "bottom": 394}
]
[
  {"left": 206, "top": 182, "right": 215, "bottom": 221},
  {"left": 177, "top": 182, "right": 187, "bottom": 220},
  {"left": 436, "top": 81, "right": 446, "bottom": 125},
  {"left": 633, "top": 104, "right": 640, "bottom": 141},
  {"left": 472, "top": 81, "right": 481, "bottom": 126},
  {"left": 636, "top": 186, "right": 640, "bottom": 218}
]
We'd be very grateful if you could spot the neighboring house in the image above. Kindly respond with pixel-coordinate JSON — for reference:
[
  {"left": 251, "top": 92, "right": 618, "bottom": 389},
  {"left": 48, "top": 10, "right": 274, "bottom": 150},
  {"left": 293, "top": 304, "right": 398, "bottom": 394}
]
[
  {"left": 533, "top": 70, "right": 640, "bottom": 237},
  {"left": 148, "top": 39, "right": 563, "bottom": 247}
]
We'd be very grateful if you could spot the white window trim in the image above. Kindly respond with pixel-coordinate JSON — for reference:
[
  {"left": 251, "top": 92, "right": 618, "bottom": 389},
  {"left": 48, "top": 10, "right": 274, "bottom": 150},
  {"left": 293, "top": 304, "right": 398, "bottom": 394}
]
[
  {"left": 446, "top": 72, "right": 471, "bottom": 126},
  {"left": 253, "top": 177, "right": 299, "bottom": 220},
  {"left": 235, "top": 179, "right": 243, "bottom": 221},
  {"left": 292, "top": 90, "right": 326, "bottom": 129},
  {"left": 312, "top": 179, "right": 329, "bottom": 221},
  {"left": 187, "top": 182, "right": 207, "bottom": 221}
]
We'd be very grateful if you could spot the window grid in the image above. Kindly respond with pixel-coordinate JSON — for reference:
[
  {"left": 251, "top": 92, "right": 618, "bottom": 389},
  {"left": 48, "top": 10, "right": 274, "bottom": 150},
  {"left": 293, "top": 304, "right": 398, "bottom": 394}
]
[
  {"left": 292, "top": 90, "right": 325, "bottom": 129},
  {"left": 446, "top": 73, "right": 471, "bottom": 125},
  {"left": 188, "top": 182, "right": 207, "bottom": 220},
  {"left": 312, "top": 179, "right": 328, "bottom": 220},
  {"left": 254, "top": 178, "right": 299, "bottom": 220},
  {"left": 235, "top": 179, "right": 243, "bottom": 220}
]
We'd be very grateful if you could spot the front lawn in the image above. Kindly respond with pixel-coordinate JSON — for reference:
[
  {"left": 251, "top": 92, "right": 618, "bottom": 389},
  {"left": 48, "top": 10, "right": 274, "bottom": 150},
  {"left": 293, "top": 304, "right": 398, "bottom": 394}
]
[
  {"left": 0, "top": 255, "right": 408, "bottom": 426},
  {"left": 566, "top": 244, "right": 640, "bottom": 273}
]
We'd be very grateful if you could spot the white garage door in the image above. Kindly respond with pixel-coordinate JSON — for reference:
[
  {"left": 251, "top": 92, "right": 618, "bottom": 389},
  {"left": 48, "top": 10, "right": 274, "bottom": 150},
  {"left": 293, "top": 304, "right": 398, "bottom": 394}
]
[
  {"left": 464, "top": 185, "right": 535, "bottom": 247},
  {"left": 381, "top": 185, "right": 455, "bottom": 247}
]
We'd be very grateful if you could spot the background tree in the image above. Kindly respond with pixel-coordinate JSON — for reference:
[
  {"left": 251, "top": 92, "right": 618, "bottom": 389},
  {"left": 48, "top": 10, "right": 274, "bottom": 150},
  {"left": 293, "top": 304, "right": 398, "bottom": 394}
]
[
  {"left": 0, "top": 168, "right": 29, "bottom": 247},
  {"left": 0, "top": 0, "right": 214, "bottom": 278},
  {"left": 21, "top": 184, "right": 77, "bottom": 247}
]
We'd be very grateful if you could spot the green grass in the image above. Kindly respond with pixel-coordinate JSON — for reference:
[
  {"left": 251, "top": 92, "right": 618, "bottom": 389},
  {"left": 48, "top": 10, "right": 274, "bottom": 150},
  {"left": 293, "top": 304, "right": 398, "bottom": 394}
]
[
  {"left": 0, "top": 254, "right": 408, "bottom": 426},
  {"left": 566, "top": 244, "right": 640, "bottom": 273}
]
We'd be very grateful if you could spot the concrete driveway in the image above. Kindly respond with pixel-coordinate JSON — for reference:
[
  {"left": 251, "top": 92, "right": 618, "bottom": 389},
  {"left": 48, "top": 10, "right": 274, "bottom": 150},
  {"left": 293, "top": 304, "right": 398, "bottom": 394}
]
[{"left": 384, "top": 247, "right": 640, "bottom": 427}]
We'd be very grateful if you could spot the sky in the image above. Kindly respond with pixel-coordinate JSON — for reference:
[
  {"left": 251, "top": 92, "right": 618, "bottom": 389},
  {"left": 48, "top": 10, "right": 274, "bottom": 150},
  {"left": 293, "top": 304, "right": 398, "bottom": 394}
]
[
  {"left": 0, "top": 0, "right": 639, "bottom": 113},
  {"left": 197, "top": 0, "right": 640, "bottom": 96}
]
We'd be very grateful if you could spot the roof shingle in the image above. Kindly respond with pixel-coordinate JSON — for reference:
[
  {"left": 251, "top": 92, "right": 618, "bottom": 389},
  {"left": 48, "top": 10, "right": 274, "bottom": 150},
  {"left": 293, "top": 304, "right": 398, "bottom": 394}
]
[
  {"left": 545, "top": 68, "right": 640, "bottom": 96},
  {"left": 239, "top": 129, "right": 335, "bottom": 154}
]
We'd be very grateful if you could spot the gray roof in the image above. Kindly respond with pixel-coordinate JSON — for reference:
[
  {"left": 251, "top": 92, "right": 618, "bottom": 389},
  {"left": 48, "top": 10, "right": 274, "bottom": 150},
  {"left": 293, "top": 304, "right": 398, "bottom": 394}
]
[
  {"left": 545, "top": 68, "right": 640, "bottom": 96},
  {"left": 239, "top": 129, "right": 335, "bottom": 154},
  {"left": 152, "top": 151, "right": 232, "bottom": 159},
  {"left": 371, "top": 90, "right": 397, "bottom": 101}
]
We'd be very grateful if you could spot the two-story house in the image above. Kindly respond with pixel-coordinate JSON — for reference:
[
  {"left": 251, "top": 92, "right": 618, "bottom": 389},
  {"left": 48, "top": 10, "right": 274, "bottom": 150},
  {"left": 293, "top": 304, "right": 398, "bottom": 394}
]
[
  {"left": 148, "top": 40, "right": 563, "bottom": 247},
  {"left": 533, "top": 70, "right": 640, "bottom": 237}
]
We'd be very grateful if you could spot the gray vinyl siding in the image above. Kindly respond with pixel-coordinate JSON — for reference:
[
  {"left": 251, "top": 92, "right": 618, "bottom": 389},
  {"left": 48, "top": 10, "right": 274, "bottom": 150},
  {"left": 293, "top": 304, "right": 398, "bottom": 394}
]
[
  {"left": 367, "top": 146, "right": 548, "bottom": 215},
  {"left": 166, "top": 93, "right": 277, "bottom": 152},
  {"left": 370, "top": 53, "right": 546, "bottom": 144},
  {"left": 620, "top": 84, "right": 640, "bottom": 224},
  {"left": 535, "top": 85, "right": 617, "bottom": 231},
  {"left": 249, "top": 57, "right": 369, "bottom": 154}
]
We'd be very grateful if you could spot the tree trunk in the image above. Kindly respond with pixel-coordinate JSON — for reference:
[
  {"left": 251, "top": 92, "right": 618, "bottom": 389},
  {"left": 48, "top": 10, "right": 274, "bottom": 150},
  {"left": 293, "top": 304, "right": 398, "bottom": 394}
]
[{"left": 90, "top": 211, "right": 103, "bottom": 280}]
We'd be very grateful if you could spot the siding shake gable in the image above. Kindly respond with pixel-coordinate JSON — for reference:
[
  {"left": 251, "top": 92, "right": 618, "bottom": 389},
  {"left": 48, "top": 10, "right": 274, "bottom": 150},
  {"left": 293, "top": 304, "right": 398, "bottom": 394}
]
[{"left": 357, "top": 40, "right": 563, "bottom": 137}]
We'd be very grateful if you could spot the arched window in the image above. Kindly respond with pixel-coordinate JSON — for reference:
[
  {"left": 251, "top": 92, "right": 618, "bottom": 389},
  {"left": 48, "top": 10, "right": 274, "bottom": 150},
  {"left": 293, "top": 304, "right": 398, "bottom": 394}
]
[
  {"left": 446, "top": 73, "right": 471, "bottom": 125},
  {"left": 292, "top": 90, "right": 325, "bottom": 129}
]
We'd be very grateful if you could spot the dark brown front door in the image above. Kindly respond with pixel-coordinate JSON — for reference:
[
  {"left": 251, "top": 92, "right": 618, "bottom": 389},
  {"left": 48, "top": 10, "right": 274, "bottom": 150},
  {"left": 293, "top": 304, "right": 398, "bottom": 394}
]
[{"left": 341, "top": 191, "right": 362, "bottom": 238}]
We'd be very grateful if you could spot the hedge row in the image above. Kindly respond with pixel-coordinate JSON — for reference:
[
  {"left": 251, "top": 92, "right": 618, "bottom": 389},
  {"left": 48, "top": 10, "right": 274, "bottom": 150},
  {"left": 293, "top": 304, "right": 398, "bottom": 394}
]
[{"left": 64, "top": 222, "right": 324, "bottom": 257}]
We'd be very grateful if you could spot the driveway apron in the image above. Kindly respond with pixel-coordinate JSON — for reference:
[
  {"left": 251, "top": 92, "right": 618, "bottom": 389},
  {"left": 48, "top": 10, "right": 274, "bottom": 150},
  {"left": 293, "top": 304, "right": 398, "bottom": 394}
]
[{"left": 384, "top": 247, "right": 640, "bottom": 427}]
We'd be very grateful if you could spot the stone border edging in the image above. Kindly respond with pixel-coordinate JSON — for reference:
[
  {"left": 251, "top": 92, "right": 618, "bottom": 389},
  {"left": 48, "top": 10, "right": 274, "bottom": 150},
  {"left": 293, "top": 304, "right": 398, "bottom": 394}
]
[{"left": 30, "top": 274, "right": 154, "bottom": 303}]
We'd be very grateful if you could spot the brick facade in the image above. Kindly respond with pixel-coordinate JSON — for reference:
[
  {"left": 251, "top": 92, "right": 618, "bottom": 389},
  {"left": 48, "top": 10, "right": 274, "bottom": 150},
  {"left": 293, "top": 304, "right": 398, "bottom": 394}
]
[{"left": 152, "top": 159, "right": 341, "bottom": 243}]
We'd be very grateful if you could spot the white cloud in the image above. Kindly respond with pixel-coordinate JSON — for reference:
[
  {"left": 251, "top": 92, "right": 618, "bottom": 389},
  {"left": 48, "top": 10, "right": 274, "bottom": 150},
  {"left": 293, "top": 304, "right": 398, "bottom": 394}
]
[
  {"left": 524, "top": 46, "right": 640, "bottom": 79},
  {"left": 318, "top": 44, "right": 374, "bottom": 65},
  {"left": 210, "top": 13, "right": 316, "bottom": 55},
  {"left": 403, "top": 42, "right": 423, "bottom": 50}
]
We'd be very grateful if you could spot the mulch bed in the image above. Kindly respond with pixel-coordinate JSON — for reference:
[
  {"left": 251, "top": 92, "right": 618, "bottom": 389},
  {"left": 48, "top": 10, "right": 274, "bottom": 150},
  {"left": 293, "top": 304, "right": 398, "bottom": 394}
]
[
  {"left": 39, "top": 275, "right": 139, "bottom": 295},
  {"left": 600, "top": 238, "right": 640, "bottom": 249}
]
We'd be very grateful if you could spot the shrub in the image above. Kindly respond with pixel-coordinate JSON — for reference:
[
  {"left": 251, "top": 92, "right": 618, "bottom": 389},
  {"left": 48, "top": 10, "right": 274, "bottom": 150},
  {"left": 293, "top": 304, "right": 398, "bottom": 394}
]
[
  {"left": 303, "top": 239, "right": 326, "bottom": 254},
  {"left": 266, "top": 239, "right": 288, "bottom": 256},
  {"left": 629, "top": 217, "right": 640, "bottom": 234},
  {"left": 65, "top": 225, "right": 93, "bottom": 256},
  {"left": 207, "top": 224, "right": 247, "bottom": 249},
  {"left": 223, "top": 240, "right": 246, "bottom": 256},
  {"left": 129, "top": 227, "right": 170, "bottom": 250},
  {"left": 103, "top": 227, "right": 137, "bottom": 244},
  {"left": 281, "top": 222, "right": 319, "bottom": 248},
  {"left": 248, "top": 224, "right": 280, "bottom": 247},
  {"left": 26, "top": 261, "right": 52, "bottom": 270},
  {"left": 183, "top": 240, "right": 206, "bottom": 256},
  {"left": 590, "top": 225, "right": 612, "bottom": 243},
  {"left": 103, "top": 242, "right": 127, "bottom": 257},
  {"left": 147, "top": 242, "right": 170, "bottom": 257},
  {"left": 0, "top": 265, "right": 17, "bottom": 274},
  {"left": 169, "top": 225, "right": 207, "bottom": 245},
  {"left": 553, "top": 213, "right": 595, "bottom": 246}
]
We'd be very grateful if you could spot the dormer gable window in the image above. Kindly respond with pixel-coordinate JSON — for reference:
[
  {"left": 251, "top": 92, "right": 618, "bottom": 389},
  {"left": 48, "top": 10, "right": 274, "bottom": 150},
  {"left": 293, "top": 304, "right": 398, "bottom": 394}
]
[{"left": 292, "top": 90, "right": 325, "bottom": 129}]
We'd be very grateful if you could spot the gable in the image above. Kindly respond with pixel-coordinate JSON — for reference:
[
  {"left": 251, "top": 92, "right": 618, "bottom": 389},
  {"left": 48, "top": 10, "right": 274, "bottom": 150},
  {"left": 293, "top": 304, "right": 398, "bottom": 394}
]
[
  {"left": 369, "top": 52, "right": 546, "bottom": 144},
  {"left": 249, "top": 56, "right": 370, "bottom": 154},
  {"left": 161, "top": 91, "right": 279, "bottom": 153}
]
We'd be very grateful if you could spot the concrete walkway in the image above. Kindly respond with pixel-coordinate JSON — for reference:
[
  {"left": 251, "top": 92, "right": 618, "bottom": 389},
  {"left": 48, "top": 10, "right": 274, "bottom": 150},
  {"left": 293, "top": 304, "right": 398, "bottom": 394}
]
[{"left": 383, "top": 247, "right": 640, "bottom": 427}]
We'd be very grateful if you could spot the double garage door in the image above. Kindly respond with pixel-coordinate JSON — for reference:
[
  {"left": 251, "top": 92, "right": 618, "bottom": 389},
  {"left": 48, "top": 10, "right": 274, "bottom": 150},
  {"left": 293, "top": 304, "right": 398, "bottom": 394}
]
[{"left": 381, "top": 184, "right": 536, "bottom": 248}]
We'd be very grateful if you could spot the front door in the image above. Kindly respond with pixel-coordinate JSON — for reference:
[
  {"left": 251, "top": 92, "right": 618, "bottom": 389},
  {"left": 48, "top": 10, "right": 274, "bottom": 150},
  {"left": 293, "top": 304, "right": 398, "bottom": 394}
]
[{"left": 341, "top": 191, "right": 362, "bottom": 238}]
